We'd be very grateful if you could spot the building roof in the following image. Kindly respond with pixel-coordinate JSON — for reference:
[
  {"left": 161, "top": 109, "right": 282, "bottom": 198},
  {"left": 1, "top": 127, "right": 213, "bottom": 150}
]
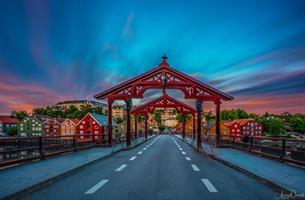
[
  {"left": 224, "top": 118, "right": 256, "bottom": 127},
  {"left": 70, "top": 119, "right": 80, "bottom": 125},
  {"left": 78, "top": 113, "right": 118, "bottom": 127},
  {"left": 55, "top": 118, "right": 65, "bottom": 124},
  {"left": 0, "top": 116, "right": 19, "bottom": 124},
  {"left": 33, "top": 115, "right": 52, "bottom": 123}
]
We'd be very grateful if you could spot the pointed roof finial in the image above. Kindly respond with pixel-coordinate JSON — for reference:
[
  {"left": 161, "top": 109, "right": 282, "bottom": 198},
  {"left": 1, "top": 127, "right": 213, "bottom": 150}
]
[{"left": 160, "top": 54, "right": 169, "bottom": 67}]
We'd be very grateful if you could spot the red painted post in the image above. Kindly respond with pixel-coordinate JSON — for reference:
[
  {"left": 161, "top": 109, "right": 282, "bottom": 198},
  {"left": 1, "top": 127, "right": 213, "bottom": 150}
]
[
  {"left": 134, "top": 114, "right": 138, "bottom": 139},
  {"left": 145, "top": 114, "right": 148, "bottom": 139},
  {"left": 215, "top": 100, "right": 221, "bottom": 147},
  {"left": 125, "top": 98, "right": 132, "bottom": 147},
  {"left": 107, "top": 99, "right": 113, "bottom": 146},
  {"left": 182, "top": 114, "right": 186, "bottom": 139},
  {"left": 192, "top": 113, "right": 196, "bottom": 140},
  {"left": 195, "top": 100, "right": 202, "bottom": 149}
]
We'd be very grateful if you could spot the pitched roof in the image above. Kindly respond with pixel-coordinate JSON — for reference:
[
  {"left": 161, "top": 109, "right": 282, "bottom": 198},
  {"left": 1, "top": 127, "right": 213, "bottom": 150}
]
[
  {"left": 0, "top": 116, "right": 19, "bottom": 124},
  {"left": 89, "top": 113, "right": 118, "bottom": 127},
  {"left": 34, "top": 115, "right": 52, "bottom": 123},
  {"left": 70, "top": 119, "right": 80, "bottom": 125},
  {"left": 224, "top": 118, "right": 255, "bottom": 127},
  {"left": 55, "top": 118, "right": 65, "bottom": 124},
  {"left": 94, "top": 57, "right": 233, "bottom": 101}
]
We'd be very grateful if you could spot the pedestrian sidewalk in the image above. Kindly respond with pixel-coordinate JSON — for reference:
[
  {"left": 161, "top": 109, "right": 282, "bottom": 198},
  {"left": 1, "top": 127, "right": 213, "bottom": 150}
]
[
  {"left": 176, "top": 135, "right": 305, "bottom": 196},
  {"left": 0, "top": 135, "right": 155, "bottom": 199}
]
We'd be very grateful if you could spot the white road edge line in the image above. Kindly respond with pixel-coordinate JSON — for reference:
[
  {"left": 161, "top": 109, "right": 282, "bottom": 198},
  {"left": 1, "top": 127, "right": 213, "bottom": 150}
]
[
  {"left": 129, "top": 156, "right": 137, "bottom": 161},
  {"left": 201, "top": 179, "right": 218, "bottom": 192},
  {"left": 138, "top": 151, "right": 143, "bottom": 155},
  {"left": 186, "top": 157, "right": 191, "bottom": 161},
  {"left": 85, "top": 179, "right": 109, "bottom": 194},
  {"left": 115, "top": 164, "right": 127, "bottom": 172},
  {"left": 191, "top": 164, "right": 200, "bottom": 171}
]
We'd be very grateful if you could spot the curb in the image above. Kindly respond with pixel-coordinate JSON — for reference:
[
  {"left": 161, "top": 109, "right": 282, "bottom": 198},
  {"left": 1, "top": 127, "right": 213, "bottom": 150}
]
[
  {"left": 3, "top": 135, "right": 156, "bottom": 200},
  {"left": 174, "top": 135, "right": 305, "bottom": 200}
]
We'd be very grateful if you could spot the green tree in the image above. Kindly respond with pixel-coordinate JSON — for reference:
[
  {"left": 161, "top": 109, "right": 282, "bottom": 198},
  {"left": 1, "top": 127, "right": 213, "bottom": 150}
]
[
  {"left": 11, "top": 111, "right": 28, "bottom": 121},
  {"left": 176, "top": 113, "right": 191, "bottom": 123},
  {"left": 7, "top": 127, "right": 18, "bottom": 136},
  {"left": 262, "top": 118, "right": 285, "bottom": 136},
  {"left": 115, "top": 117, "right": 124, "bottom": 124},
  {"left": 290, "top": 117, "right": 305, "bottom": 133}
]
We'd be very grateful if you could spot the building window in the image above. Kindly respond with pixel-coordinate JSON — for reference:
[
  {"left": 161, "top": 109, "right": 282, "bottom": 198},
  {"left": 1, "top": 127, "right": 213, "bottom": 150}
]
[
  {"left": 93, "top": 121, "right": 96, "bottom": 124},
  {"left": 80, "top": 131, "right": 83, "bottom": 134},
  {"left": 95, "top": 125, "right": 99, "bottom": 129},
  {"left": 80, "top": 125, "right": 83, "bottom": 129},
  {"left": 82, "top": 121, "right": 85, "bottom": 124}
]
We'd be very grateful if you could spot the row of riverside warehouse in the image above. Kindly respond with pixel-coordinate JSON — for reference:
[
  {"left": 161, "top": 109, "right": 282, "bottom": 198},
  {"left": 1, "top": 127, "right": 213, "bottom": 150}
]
[
  {"left": 0, "top": 113, "right": 117, "bottom": 141},
  {"left": 176, "top": 118, "right": 263, "bottom": 140}
]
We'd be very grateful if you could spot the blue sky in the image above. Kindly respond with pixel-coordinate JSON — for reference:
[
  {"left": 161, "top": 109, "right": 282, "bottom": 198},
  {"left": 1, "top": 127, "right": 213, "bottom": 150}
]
[{"left": 0, "top": 0, "right": 305, "bottom": 114}]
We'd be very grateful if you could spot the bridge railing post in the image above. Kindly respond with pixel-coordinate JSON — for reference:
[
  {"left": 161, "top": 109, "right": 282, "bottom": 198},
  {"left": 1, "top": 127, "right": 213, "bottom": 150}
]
[
  {"left": 39, "top": 136, "right": 45, "bottom": 160},
  {"left": 72, "top": 135, "right": 77, "bottom": 152},
  {"left": 281, "top": 139, "right": 286, "bottom": 160},
  {"left": 249, "top": 136, "right": 254, "bottom": 151}
]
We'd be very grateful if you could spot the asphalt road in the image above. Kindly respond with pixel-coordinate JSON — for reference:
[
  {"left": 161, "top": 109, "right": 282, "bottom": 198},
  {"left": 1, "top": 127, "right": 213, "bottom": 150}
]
[{"left": 22, "top": 135, "right": 279, "bottom": 200}]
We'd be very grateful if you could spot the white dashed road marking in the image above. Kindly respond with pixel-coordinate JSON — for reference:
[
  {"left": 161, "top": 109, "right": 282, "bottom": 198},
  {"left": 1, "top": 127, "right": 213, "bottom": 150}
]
[
  {"left": 201, "top": 179, "right": 218, "bottom": 192},
  {"left": 138, "top": 151, "right": 143, "bottom": 155},
  {"left": 85, "top": 179, "right": 109, "bottom": 194},
  {"left": 186, "top": 157, "right": 191, "bottom": 161},
  {"left": 182, "top": 151, "right": 186, "bottom": 155},
  {"left": 129, "top": 156, "right": 136, "bottom": 161},
  {"left": 115, "top": 164, "right": 127, "bottom": 172},
  {"left": 191, "top": 164, "right": 200, "bottom": 171},
  {"left": 179, "top": 148, "right": 183, "bottom": 151}
]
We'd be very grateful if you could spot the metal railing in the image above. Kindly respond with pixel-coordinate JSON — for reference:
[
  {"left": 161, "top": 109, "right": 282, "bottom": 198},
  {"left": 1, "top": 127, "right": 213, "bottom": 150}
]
[
  {"left": 220, "top": 134, "right": 305, "bottom": 167},
  {"left": 175, "top": 132, "right": 305, "bottom": 167},
  {"left": 0, "top": 132, "right": 152, "bottom": 168}
]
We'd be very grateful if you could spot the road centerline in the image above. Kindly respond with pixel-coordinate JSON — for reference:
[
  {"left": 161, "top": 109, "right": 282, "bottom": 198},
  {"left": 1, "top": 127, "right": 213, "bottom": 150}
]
[
  {"left": 129, "top": 156, "right": 137, "bottom": 161},
  {"left": 85, "top": 179, "right": 109, "bottom": 194},
  {"left": 191, "top": 164, "right": 200, "bottom": 171},
  {"left": 115, "top": 164, "right": 127, "bottom": 172},
  {"left": 201, "top": 179, "right": 218, "bottom": 192}
]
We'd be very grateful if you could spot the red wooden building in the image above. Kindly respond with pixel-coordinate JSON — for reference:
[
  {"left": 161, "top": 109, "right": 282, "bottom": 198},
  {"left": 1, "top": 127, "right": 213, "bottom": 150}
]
[
  {"left": 224, "top": 119, "right": 263, "bottom": 139},
  {"left": 76, "top": 113, "right": 117, "bottom": 141},
  {"left": 43, "top": 118, "right": 65, "bottom": 137}
]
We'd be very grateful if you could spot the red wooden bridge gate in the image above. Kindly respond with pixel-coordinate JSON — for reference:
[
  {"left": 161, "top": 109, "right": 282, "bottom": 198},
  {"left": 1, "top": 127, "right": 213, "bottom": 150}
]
[{"left": 94, "top": 55, "right": 233, "bottom": 149}]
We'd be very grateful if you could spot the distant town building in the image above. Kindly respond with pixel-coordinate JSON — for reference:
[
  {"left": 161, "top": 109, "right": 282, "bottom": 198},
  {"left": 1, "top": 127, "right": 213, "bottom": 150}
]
[
  {"left": 18, "top": 115, "right": 51, "bottom": 137},
  {"left": 112, "top": 105, "right": 124, "bottom": 119},
  {"left": 224, "top": 119, "right": 263, "bottom": 139},
  {"left": 161, "top": 109, "right": 178, "bottom": 127},
  {"left": 0, "top": 116, "right": 19, "bottom": 136},
  {"left": 61, "top": 119, "right": 79, "bottom": 136},
  {"left": 56, "top": 100, "right": 107, "bottom": 112},
  {"left": 76, "top": 113, "right": 117, "bottom": 141},
  {"left": 43, "top": 118, "right": 65, "bottom": 137},
  {"left": 204, "top": 122, "right": 230, "bottom": 137}
]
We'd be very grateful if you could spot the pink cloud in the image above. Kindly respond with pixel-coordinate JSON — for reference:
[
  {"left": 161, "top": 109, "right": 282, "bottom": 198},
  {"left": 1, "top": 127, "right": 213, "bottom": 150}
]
[
  {"left": 122, "top": 12, "right": 134, "bottom": 41},
  {"left": 0, "top": 75, "right": 66, "bottom": 114}
]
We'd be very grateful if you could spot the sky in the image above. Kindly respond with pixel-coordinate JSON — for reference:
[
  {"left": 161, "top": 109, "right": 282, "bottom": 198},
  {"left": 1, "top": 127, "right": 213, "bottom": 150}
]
[{"left": 0, "top": 0, "right": 305, "bottom": 115}]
